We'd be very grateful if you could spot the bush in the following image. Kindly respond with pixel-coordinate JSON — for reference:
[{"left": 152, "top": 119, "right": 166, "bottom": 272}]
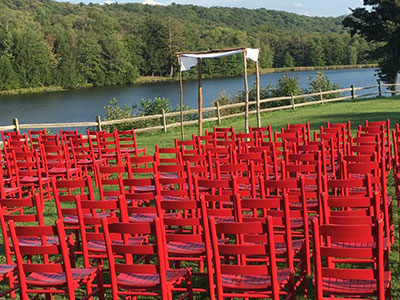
[
  {"left": 104, "top": 97, "right": 192, "bottom": 132},
  {"left": 306, "top": 71, "right": 340, "bottom": 100}
]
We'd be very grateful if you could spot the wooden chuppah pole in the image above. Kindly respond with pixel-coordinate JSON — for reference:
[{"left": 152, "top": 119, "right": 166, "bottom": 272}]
[
  {"left": 243, "top": 50, "right": 249, "bottom": 133},
  {"left": 198, "top": 58, "right": 203, "bottom": 136},
  {"left": 256, "top": 60, "right": 261, "bottom": 127},
  {"left": 178, "top": 55, "right": 184, "bottom": 140}
]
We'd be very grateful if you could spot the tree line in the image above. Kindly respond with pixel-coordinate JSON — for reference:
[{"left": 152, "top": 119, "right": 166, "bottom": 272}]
[{"left": 0, "top": 0, "right": 376, "bottom": 91}]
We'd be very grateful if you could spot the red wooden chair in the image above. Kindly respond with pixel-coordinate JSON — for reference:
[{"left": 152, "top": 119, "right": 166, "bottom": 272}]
[
  {"left": 94, "top": 130, "right": 124, "bottom": 166},
  {"left": 263, "top": 177, "right": 312, "bottom": 274},
  {"left": 0, "top": 195, "right": 48, "bottom": 297},
  {"left": 42, "top": 142, "right": 81, "bottom": 180},
  {"left": 235, "top": 193, "right": 307, "bottom": 295},
  {"left": 73, "top": 194, "right": 147, "bottom": 270},
  {"left": 209, "top": 218, "right": 294, "bottom": 300},
  {"left": 286, "top": 122, "right": 311, "bottom": 142},
  {"left": 161, "top": 199, "right": 215, "bottom": 299},
  {"left": 115, "top": 129, "right": 146, "bottom": 157},
  {"left": 10, "top": 150, "right": 52, "bottom": 208},
  {"left": 0, "top": 164, "right": 22, "bottom": 199},
  {"left": 94, "top": 164, "right": 127, "bottom": 202},
  {"left": 27, "top": 129, "right": 47, "bottom": 151},
  {"left": 312, "top": 217, "right": 390, "bottom": 300},
  {"left": 249, "top": 125, "right": 273, "bottom": 144},
  {"left": 122, "top": 176, "right": 164, "bottom": 223},
  {"left": 102, "top": 217, "right": 193, "bottom": 300},
  {"left": 175, "top": 135, "right": 200, "bottom": 156},
  {"left": 156, "top": 163, "right": 194, "bottom": 201},
  {"left": 9, "top": 219, "right": 104, "bottom": 300},
  {"left": 69, "top": 136, "right": 105, "bottom": 177}
]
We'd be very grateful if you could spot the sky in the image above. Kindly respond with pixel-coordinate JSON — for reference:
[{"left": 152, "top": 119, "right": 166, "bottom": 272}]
[{"left": 55, "top": 0, "right": 365, "bottom": 17}]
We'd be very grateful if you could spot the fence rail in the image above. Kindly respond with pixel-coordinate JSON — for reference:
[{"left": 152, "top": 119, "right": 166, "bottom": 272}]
[{"left": 0, "top": 82, "right": 397, "bottom": 134}]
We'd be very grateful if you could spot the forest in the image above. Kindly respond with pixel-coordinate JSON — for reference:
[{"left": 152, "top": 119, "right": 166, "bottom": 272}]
[{"left": 0, "top": 0, "right": 376, "bottom": 91}]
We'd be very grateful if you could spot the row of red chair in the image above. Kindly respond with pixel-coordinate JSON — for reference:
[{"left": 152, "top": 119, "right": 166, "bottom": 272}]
[{"left": 0, "top": 120, "right": 394, "bottom": 299}]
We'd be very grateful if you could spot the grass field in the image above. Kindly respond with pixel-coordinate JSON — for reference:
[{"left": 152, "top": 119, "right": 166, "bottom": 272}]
[{"left": 3, "top": 96, "right": 400, "bottom": 298}]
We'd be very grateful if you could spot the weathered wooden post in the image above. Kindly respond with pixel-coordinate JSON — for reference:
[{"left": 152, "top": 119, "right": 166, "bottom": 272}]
[
  {"left": 216, "top": 102, "right": 221, "bottom": 126},
  {"left": 13, "top": 118, "right": 19, "bottom": 132},
  {"left": 243, "top": 50, "right": 249, "bottom": 133},
  {"left": 319, "top": 89, "right": 324, "bottom": 105},
  {"left": 291, "top": 93, "right": 295, "bottom": 111},
  {"left": 161, "top": 109, "right": 167, "bottom": 133},
  {"left": 378, "top": 80, "right": 382, "bottom": 97},
  {"left": 256, "top": 60, "right": 261, "bottom": 127},
  {"left": 351, "top": 85, "right": 355, "bottom": 99},
  {"left": 178, "top": 56, "right": 184, "bottom": 140},
  {"left": 198, "top": 58, "right": 203, "bottom": 136},
  {"left": 96, "top": 115, "right": 102, "bottom": 131}
]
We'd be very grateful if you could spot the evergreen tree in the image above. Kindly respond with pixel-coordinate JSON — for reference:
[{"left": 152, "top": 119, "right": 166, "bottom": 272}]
[{"left": 0, "top": 55, "right": 18, "bottom": 90}]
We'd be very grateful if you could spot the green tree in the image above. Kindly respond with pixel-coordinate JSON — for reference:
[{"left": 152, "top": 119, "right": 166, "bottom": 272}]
[
  {"left": 0, "top": 55, "right": 18, "bottom": 90},
  {"left": 283, "top": 52, "right": 295, "bottom": 67},
  {"left": 13, "top": 25, "right": 51, "bottom": 87},
  {"left": 78, "top": 32, "right": 105, "bottom": 86},
  {"left": 343, "top": 1, "right": 400, "bottom": 87}
]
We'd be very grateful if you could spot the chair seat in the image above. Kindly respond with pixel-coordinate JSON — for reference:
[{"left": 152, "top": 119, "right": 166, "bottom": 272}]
[
  {"left": 48, "top": 167, "right": 80, "bottom": 174},
  {"left": 290, "top": 199, "right": 319, "bottom": 209},
  {"left": 275, "top": 239, "right": 305, "bottom": 255},
  {"left": 321, "top": 271, "right": 391, "bottom": 295},
  {"left": 117, "top": 269, "right": 189, "bottom": 288},
  {"left": 221, "top": 268, "right": 291, "bottom": 290},
  {"left": 331, "top": 237, "right": 389, "bottom": 250},
  {"left": 129, "top": 212, "right": 179, "bottom": 223},
  {"left": 160, "top": 173, "right": 180, "bottom": 179},
  {"left": 26, "top": 268, "right": 97, "bottom": 286},
  {"left": 3, "top": 187, "right": 19, "bottom": 195},
  {"left": 63, "top": 212, "right": 111, "bottom": 224},
  {"left": 161, "top": 195, "right": 190, "bottom": 201},
  {"left": 18, "top": 236, "right": 59, "bottom": 246},
  {"left": 20, "top": 176, "right": 51, "bottom": 183},
  {"left": 167, "top": 241, "right": 205, "bottom": 255},
  {"left": 87, "top": 237, "right": 146, "bottom": 252},
  {"left": 134, "top": 186, "right": 156, "bottom": 192},
  {"left": 213, "top": 216, "right": 235, "bottom": 223},
  {"left": 0, "top": 264, "right": 16, "bottom": 276}
]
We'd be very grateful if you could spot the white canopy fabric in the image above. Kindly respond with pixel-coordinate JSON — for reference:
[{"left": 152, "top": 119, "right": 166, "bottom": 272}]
[{"left": 179, "top": 48, "right": 259, "bottom": 71}]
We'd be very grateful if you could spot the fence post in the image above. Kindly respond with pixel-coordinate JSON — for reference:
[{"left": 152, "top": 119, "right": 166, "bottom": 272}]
[
  {"left": 13, "top": 118, "right": 19, "bottom": 132},
  {"left": 290, "top": 93, "right": 295, "bottom": 111},
  {"left": 319, "top": 89, "right": 324, "bottom": 105},
  {"left": 216, "top": 102, "right": 221, "bottom": 126},
  {"left": 161, "top": 109, "right": 167, "bottom": 133},
  {"left": 378, "top": 80, "right": 382, "bottom": 97},
  {"left": 351, "top": 85, "right": 355, "bottom": 99},
  {"left": 96, "top": 116, "right": 102, "bottom": 131}
]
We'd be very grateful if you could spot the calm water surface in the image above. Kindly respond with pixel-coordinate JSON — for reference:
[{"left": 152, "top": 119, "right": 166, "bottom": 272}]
[{"left": 0, "top": 68, "right": 379, "bottom": 127}]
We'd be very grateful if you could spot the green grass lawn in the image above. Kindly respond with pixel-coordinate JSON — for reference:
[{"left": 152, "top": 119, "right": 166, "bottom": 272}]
[{"left": 3, "top": 96, "right": 400, "bottom": 298}]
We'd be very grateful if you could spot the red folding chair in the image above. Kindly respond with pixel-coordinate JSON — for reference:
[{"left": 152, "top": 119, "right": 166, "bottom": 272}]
[
  {"left": 312, "top": 217, "right": 390, "bottom": 300},
  {"left": 161, "top": 199, "right": 215, "bottom": 299},
  {"left": 209, "top": 218, "right": 294, "bottom": 300},
  {"left": 9, "top": 219, "right": 104, "bottom": 300},
  {"left": 102, "top": 217, "right": 193, "bottom": 300},
  {"left": 115, "top": 129, "right": 146, "bottom": 158}
]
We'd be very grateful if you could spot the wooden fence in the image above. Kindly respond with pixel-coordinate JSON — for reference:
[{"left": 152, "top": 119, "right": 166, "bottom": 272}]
[{"left": 0, "top": 82, "right": 398, "bottom": 135}]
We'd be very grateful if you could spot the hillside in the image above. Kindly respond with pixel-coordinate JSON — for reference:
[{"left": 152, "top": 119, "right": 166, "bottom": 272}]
[{"left": 0, "top": 0, "right": 374, "bottom": 91}]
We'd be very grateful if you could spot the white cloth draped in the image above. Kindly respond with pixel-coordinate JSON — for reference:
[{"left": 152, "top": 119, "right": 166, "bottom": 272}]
[{"left": 179, "top": 48, "right": 259, "bottom": 71}]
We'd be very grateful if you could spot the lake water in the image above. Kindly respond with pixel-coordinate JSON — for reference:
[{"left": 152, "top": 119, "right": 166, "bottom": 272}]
[{"left": 0, "top": 68, "right": 379, "bottom": 127}]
